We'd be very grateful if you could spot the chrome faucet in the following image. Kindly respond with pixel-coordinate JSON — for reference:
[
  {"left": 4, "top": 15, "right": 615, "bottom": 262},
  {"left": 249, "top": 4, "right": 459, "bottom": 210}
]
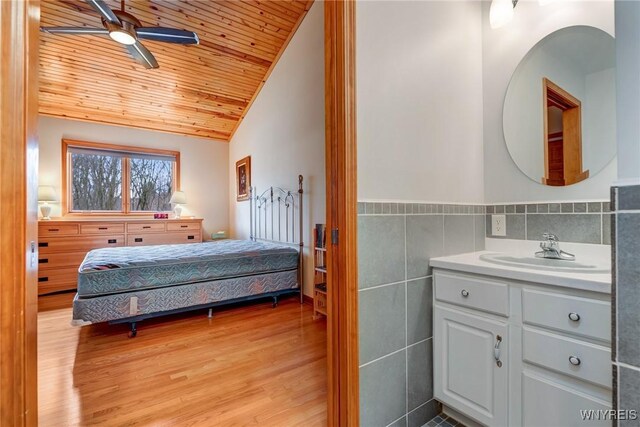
[{"left": 535, "top": 233, "right": 575, "bottom": 261}]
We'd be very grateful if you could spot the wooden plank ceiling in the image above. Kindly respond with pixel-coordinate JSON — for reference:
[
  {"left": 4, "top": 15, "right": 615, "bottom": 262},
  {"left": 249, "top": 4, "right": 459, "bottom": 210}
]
[{"left": 39, "top": 0, "right": 313, "bottom": 141}]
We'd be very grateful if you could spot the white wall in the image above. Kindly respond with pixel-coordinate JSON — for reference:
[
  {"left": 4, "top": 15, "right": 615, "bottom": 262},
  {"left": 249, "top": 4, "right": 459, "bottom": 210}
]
[
  {"left": 615, "top": 0, "right": 640, "bottom": 183},
  {"left": 482, "top": 0, "right": 616, "bottom": 203},
  {"left": 38, "top": 116, "right": 229, "bottom": 238},
  {"left": 229, "top": 2, "right": 325, "bottom": 297},
  {"left": 357, "top": 0, "right": 485, "bottom": 203}
]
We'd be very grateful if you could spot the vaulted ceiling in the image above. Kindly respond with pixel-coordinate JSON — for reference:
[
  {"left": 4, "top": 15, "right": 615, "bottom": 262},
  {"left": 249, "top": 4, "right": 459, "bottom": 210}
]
[{"left": 39, "top": 0, "right": 313, "bottom": 141}]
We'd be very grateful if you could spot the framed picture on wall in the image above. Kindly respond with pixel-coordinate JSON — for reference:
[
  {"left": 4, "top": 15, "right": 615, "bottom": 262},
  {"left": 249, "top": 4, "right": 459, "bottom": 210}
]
[{"left": 236, "top": 156, "right": 251, "bottom": 201}]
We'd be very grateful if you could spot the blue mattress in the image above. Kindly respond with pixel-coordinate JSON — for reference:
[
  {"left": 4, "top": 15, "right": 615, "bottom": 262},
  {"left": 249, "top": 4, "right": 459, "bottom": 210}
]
[{"left": 77, "top": 239, "right": 299, "bottom": 297}]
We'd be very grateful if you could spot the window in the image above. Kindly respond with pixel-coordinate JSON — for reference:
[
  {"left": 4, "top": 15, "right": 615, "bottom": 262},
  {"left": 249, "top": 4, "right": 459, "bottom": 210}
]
[{"left": 63, "top": 140, "right": 180, "bottom": 215}]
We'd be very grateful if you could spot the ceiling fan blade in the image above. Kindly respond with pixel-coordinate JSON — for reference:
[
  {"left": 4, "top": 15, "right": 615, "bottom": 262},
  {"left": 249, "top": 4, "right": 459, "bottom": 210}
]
[
  {"left": 41, "top": 27, "right": 108, "bottom": 35},
  {"left": 136, "top": 27, "right": 200, "bottom": 45},
  {"left": 85, "top": 0, "right": 120, "bottom": 24},
  {"left": 126, "top": 42, "right": 159, "bottom": 69}
]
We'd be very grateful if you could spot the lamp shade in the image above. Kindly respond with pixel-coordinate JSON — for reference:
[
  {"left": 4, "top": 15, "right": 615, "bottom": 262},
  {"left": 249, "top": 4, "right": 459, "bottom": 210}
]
[
  {"left": 38, "top": 186, "right": 57, "bottom": 202},
  {"left": 170, "top": 190, "right": 187, "bottom": 205}
]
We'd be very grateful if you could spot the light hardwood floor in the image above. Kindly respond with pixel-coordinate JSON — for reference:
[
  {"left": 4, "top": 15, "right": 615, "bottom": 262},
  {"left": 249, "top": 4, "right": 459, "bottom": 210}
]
[{"left": 38, "top": 294, "right": 327, "bottom": 426}]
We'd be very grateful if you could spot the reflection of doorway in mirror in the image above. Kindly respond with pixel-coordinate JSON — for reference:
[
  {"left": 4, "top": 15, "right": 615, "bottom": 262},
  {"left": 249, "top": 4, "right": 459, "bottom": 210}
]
[{"left": 542, "top": 78, "right": 590, "bottom": 186}]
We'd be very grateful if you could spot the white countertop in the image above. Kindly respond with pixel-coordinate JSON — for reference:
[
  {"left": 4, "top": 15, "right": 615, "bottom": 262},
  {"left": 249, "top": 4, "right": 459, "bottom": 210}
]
[{"left": 430, "top": 249, "right": 611, "bottom": 294}]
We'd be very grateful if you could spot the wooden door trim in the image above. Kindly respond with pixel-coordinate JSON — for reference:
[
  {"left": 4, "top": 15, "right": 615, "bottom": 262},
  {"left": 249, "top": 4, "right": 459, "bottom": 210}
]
[
  {"left": 325, "top": 1, "right": 359, "bottom": 426},
  {"left": 0, "top": 1, "right": 40, "bottom": 425},
  {"left": 542, "top": 78, "right": 588, "bottom": 186}
]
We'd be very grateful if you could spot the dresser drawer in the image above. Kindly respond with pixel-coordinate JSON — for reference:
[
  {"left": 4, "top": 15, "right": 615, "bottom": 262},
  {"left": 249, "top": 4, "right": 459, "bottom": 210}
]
[
  {"left": 127, "top": 222, "right": 166, "bottom": 233},
  {"left": 39, "top": 235, "right": 124, "bottom": 253},
  {"left": 167, "top": 222, "right": 201, "bottom": 231},
  {"left": 39, "top": 223, "right": 79, "bottom": 237},
  {"left": 522, "top": 289, "right": 610, "bottom": 342},
  {"left": 523, "top": 328, "right": 611, "bottom": 388},
  {"left": 127, "top": 232, "right": 200, "bottom": 246},
  {"left": 434, "top": 271, "right": 509, "bottom": 316},
  {"left": 38, "top": 267, "right": 78, "bottom": 295},
  {"left": 38, "top": 251, "right": 87, "bottom": 270},
  {"left": 80, "top": 222, "right": 125, "bottom": 234}
]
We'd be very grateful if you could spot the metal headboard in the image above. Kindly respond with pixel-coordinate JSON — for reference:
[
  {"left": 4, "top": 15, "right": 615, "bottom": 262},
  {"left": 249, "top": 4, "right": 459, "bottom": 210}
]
[{"left": 249, "top": 175, "right": 304, "bottom": 303}]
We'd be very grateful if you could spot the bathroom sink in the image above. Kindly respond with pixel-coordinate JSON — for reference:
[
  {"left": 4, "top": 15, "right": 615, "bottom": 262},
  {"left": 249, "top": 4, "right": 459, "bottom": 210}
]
[{"left": 479, "top": 253, "right": 610, "bottom": 274}]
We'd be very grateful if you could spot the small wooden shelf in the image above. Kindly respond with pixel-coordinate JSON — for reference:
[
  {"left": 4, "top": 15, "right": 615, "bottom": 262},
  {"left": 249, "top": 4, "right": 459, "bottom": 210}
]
[{"left": 313, "top": 224, "right": 327, "bottom": 319}]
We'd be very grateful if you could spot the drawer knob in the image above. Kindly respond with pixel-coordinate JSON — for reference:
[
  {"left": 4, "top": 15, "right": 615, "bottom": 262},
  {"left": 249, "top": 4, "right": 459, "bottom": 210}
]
[
  {"left": 568, "top": 312, "right": 581, "bottom": 321},
  {"left": 461, "top": 289, "right": 470, "bottom": 297},
  {"left": 569, "top": 355, "right": 581, "bottom": 366}
]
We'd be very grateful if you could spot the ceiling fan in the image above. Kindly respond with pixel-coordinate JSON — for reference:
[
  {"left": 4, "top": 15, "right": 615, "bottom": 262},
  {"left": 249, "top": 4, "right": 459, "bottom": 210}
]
[{"left": 41, "top": 0, "right": 200, "bottom": 69}]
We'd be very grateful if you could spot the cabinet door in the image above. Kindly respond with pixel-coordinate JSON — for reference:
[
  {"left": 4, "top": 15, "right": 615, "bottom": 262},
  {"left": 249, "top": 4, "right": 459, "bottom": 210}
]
[{"left": 434, "top": 306, "right": 508, "bottom": 426}]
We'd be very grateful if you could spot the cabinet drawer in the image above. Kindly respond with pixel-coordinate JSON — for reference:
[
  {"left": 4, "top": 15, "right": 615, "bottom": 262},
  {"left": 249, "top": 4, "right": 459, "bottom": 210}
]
[
  {"left": 127, "top": 222, "right": 166, "bottom": 233},
  {"left": 522, "top": 289, "right": 610, "bottom": 342},
  {"left": 522, "top": 373, "right": 610, "bottom": 427},
  {"left": 167, "top": 222, "right": 201, "bottom": 231},
  {"left": 38, "top": 267, "right": 78, "bottom": 295},
  {"left": 127, "top": 232, "right": 201, "bottom": 246},
  {"left": 80, "top": 223, "right": 125, "bottom": 234},
  {"left": 39, "top": 223, "right": 79, "bottom": 237},
  {"left": 38, "top": 252, "right": 86, "bottom": 270},
  {"left": 434, "top": 271, "right": 509, "bottom": 316},
  {"left": 523, "top": 328, "right": 611, "bottom": 388},
  {"left": 39, "top": 235, "right": 124, "bottom": 253}
]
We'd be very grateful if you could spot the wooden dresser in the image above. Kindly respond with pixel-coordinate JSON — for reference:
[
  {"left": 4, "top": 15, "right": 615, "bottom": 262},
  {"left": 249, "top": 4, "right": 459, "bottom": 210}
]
[{"left": 38, "top": 218, "right": 203, "bottom": 295}]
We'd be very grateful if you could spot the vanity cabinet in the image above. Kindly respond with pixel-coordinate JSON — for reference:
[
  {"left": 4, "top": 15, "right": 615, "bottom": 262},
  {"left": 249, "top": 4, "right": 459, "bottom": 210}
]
[{"left": 433, "top": 269, "right": 611, "bottom": 427}]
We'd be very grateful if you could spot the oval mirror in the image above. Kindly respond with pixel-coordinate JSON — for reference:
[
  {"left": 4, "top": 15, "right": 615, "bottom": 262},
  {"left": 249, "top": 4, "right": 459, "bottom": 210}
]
[{"left": 503, "top": 26, "right": 616, "bottom": 187}]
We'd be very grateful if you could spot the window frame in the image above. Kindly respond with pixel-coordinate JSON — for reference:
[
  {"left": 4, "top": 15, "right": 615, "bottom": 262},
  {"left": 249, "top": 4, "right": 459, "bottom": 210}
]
[{"left": 62, "top": 139, "right": 181, "bottom": 216}]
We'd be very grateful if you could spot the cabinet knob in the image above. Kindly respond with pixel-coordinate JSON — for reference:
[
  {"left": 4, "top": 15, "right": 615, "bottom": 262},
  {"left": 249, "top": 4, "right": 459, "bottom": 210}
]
[
  {"left": 461, "top": 289, "right": 470, "bottom": 297},
  {"left": 569, "top": 355, "right": 581, "bottom": 366},
  {"left": 568, "top": 312, "right": 580, "bottom": 321}
]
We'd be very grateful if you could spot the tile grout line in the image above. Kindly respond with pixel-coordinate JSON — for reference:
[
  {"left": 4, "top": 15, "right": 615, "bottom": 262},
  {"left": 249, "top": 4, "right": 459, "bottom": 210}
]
[
  {"left": 615, "top": 361, "right": 640, "bottom": 373},
  {"left": 359, "top": 346, "right": 407, "bottom": 369},
  {"left": 404, "top": 213, "right": 409, "bottom": 422}
]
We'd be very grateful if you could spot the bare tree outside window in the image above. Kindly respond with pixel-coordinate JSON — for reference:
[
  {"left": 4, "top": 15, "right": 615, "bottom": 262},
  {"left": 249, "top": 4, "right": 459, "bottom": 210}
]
[
  {"left": 66, "top": 141, "right": 178, "bottom": 214},
  {"left": 129, "top": 157, "right": 173, "bottom": 211},
  {"left": 71, "top": 152, "right": 122, "bottom": 211}
]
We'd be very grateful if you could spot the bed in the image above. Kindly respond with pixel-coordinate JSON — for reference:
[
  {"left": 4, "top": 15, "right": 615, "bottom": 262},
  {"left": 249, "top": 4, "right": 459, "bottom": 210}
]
[{"left": 72, "top": 176, "right": 305, "bottom": 337}]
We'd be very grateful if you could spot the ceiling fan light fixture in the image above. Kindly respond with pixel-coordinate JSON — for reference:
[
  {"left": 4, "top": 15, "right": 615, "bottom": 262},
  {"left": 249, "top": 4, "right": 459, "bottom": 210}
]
[{"left": 109, "top": 28, "right": 136, "bottom": 45}]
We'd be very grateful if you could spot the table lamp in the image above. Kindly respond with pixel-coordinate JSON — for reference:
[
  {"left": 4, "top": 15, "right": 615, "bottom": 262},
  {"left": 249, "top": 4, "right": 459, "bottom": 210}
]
[
  {"left": 169, "top": 190, "right": 187, "bottom": 218},
  {"left": 38, "top": 186, "right": 57, "bottom": 220}
]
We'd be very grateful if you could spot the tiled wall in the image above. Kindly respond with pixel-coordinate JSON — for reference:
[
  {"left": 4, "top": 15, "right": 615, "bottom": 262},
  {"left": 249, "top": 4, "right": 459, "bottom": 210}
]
[
  {"left": 611, "top": 185, "right": 640, "bottom": 426},
  {"left": 485, "top": 201, "right": 611, "bottom": 245},
  {"left": 357, "top": 202, "right": 485, "bottom": 427}
]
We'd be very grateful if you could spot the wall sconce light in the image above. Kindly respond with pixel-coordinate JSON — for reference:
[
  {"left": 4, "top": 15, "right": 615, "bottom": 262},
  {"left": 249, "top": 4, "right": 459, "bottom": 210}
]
[{"left": 490, "top": 0, "right": 518, "bottom": 29}]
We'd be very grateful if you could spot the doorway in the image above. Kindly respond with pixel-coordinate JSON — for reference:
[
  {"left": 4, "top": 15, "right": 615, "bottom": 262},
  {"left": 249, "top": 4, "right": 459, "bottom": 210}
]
[{"left": 542, "top": 77, "right": 590, "bottom": 186}]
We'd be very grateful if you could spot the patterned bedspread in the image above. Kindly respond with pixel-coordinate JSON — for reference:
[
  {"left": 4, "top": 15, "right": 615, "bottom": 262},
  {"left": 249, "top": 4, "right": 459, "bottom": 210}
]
[{"left": 77, "top": 239, "right": 299, "bottom": 297}]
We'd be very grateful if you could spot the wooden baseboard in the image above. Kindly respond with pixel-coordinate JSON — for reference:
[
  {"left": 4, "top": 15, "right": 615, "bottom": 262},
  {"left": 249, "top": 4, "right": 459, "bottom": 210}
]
[{"left": 303, "top": 294, "right": 314, "bottom": 306}]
